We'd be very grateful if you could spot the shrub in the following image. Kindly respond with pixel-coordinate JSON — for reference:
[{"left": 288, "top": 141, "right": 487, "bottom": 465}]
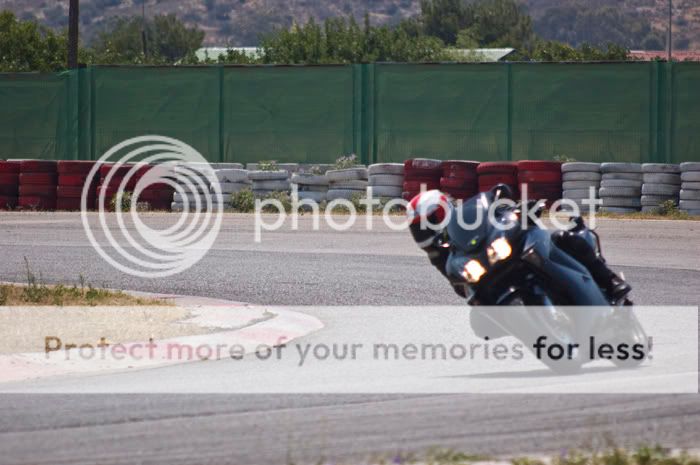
[
  {"left": 257, "top": 160, "right": 278, "bottom": 171},
  {"left": 230, "top": 188, "right": 256, "bottom": 212},
  {"left": 334, "top": 154, "right": 358, "bottom": 170}
]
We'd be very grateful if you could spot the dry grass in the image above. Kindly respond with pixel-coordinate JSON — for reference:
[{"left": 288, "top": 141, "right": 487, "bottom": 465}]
[{"left": 0, "top": 258, "right": 169, "bottom": 307}]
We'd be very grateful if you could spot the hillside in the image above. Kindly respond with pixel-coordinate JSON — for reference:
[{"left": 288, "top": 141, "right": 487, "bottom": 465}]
[{"left": 0, "top": 0, "right": 697, "bottom": 49}]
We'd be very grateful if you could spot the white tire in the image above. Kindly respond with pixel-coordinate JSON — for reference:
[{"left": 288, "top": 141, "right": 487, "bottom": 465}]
[
  {"left": 563, "top": 189, "right": 597, "bottom": 199},
  {"left": 210, "top": 163, "right": 244, "bottom": 170},
  {"left": 599, "top": 187, "right": 641, "bottom": 197},
  {"left": 214, "top": 182, "right": 251, "bottom": 194},
  {"left": 326, "top": 189, "right": 365, "bottom": 201},
  {"left": 369, "top": 185, "right": 403, "bottom": 197},
  {"left": 643, "top": 173, "right": 681, "bottom": 185},
  {"left": 562, "top": 181, "right": 599, "bottom": 190},
  {"left": 642, "top": 163, "right": 680, "bottom": 174},
  {"left": 171, "top": 202, "right": 183, "bottom": 212},
  {"left": 681, "top": 172, "right": 700, "bottom": 182},
  {"left": 331, "top": 180, "right": 369, "bottom": 189},
  {"left": 215, "top": 169, "right": 249, "bottom": 183},
  {"left": 682, "top": 182, "right": 700, "bottom": 190},
  {"left": 326, "top": 168, "right": 368, "bottom": 182},
  {"left": 369, "top": 163, "right": 404, "bottom": 176},
  {"left": 680, "top": 162, "right": 700, "bottom": 172},
  {"left": 248, "top": 170, "right": 289, "bottom": 181},
  {"left": 641, "top": 195, "right": 677, "bottom": 206},
  {"left": 562, "top": 172, "right": 601, "bottom": 182},
  {"left": 252, "top": 180, "right": 291, "bottom": 191},
  {"left": 601, "top": 172, "right": 643, "bottom": 181},
  {"left": 561, "top": 162, "right": 600, "bottom": 173},
  {"left": 369, "top": 174, "right": 404, "bottom": 186},
  {"left": 601, "top": 207, "right": 639, "bottom": 214},
  {"left": 680, "top": 190, "right": 700, "bottom": 201},
  {"left": 681, "top": 209, "right": 700, "bottom": 216},
  {"left": 601, "top": 162, "right": 642, "bottom": 174},
  {"left": 296, "top": 185, "right": 328, "bottom": 193},
  {"left": 291, "top": 174, "right": 329, "bottom": 186},
  {"left": 641, "top": 184, "right": 680, "bottom": 196},
  {"left": 600, "top": 179, "right": 642, "bottom": 188},
  {"left": 296, "top": 191, "right": 326, "bottom": 203},
  {"left": 601, "top": 197, "right": 641, "bottom": 208},
  {"left": 680, "top": 200, "right": 700, "bottom": 210}
]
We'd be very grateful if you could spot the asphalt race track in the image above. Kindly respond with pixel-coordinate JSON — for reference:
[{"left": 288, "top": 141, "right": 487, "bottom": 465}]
[{"left": 0, "top": 213, "right": 698, "bottom": 465}]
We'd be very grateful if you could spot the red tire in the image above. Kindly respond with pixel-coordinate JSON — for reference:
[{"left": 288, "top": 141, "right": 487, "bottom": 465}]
[
  {"left": 143, "top": 199, "right": 172, "bottom": 211},
  {"left": 58, "top": 174, "right": 88, "bottom": 186},
  {"left": 404, "top": 158, "right": 443, "bottom": 178},
  {"left": 0, "top": 195, "right": 17, "bottom": 209},
  {"left": 99, "top": 176, "right": 138, "bottom": 190},
  {"left": 18, "top": 196, "right": 57, "bottom": 210},
  {"left": 443, "top": 188, "right": 477, "bottom": 200},
  {"left": 402, "top": 191, "right": 419, "bottom": 201},
  {"left": 57, "top": 185, "right": 89, "bottom": 198},
  {"left": 56, "top": 197, "right": 95, "bottom": 210},
  {"left": 440, "top": 176, "right": 477, "bottom": 190},
  {"left": 0, "top": 161, "right": 20, "bottom": 174},
  {"left": 403, "top": 180, "right": 440, "bottom": 192},
  {"left": 19, "top": 160, "right": 57, "bottom": 173},
  {"left": 99, "top": 163, "right": 137, "bottom": 178},
  {"left": 476, "top": 162, "right": 517, "bottom": 175},
  {"left": 0, "top": 173, "right": 19, "bottom": 185},
  {"left": 478, "top": 174, "right": 517, "bottom": 187},
  {"left": 518, "top": 170, "right": 562, "bottom": 184},
  {"left": 57, "top": 160, "right": 96, "bottom": 175},
  {"left": 516, "top": 160, "right": 562, "bottom": 172},
  {"left": 442, "top": 160, "right": 479, "bottom": 177},
  {"left": 19, "top": 173, "right": 58, "bottom": 185},
  {"left": 19, "top": 184, "right": 56, "bottom": 196},
  {"left": 136, "top": 189, "right": 174, "bottom": 201},
  {"left": 0, "top": 185, "right": 18, "bottom": 196}
]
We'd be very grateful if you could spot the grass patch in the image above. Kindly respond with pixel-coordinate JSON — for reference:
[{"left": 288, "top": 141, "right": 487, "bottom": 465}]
[
  {"left": 0, "top": 258, "right": 168, "bottom": 307},
  {"left": 354, "top": 446, "right": 700, "bottom": 465}
]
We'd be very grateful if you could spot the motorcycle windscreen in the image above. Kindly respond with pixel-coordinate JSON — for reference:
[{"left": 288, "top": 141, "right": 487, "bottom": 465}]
[{"left": 447, "top": 192, "right": 492, "bottom": 253}]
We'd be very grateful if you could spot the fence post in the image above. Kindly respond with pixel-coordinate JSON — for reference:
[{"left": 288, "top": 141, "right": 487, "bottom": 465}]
[
  {"left": 506, "top": 63, "right": 513, "bottom": 161},
  {"left": 218, "top": 64, "right": 224, "bottom": 163}
]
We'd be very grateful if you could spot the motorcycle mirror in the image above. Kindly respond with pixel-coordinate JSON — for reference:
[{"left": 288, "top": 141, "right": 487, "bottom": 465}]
[{"left": 491, "top": 183, "right": 514, "bottom": 201}]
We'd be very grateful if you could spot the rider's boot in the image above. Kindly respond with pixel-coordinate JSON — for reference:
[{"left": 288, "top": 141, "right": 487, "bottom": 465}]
[{"left": 552, "top": 217, "right": 631, "bottom": 303}]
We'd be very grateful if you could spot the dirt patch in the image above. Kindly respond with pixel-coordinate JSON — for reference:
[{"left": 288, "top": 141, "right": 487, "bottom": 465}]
[{"left": 0, "top": 306, "right": 211, "bottom": 354}]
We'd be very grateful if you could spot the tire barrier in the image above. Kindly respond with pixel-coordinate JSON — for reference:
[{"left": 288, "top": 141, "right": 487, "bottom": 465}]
[
  {"left": 56, "top": 161, "right": 97, "bottom": 211},
  {"left": 517, "top": 160, "right": 561, "bottom": 206},
  {"left": 680, "top": 162, "right": 700, "bottom": 216},
  {"left": 368, "top": 163, "right": 404, "bottom": 200},
  {"left": 98, "top": 163, "right": 175, "bottom": 211},
  {"left": 599, "top": 162, "right": 642, "bottom": 213},
  {"left": 562, "top": 162, "right": 600, "bottom": 211},
  {"left": 326, "top": 167, "right": 368, "bottom": 201},
  {"left": 640, "top": 163, "right": 681, "bottom": 212},
  {"left": 403, "top": 158, "right": 442, "bottom": 201},
  {"left": 440, "top": 160, "right": 478, "bottom": 200},
  {"left": 477, "top": 162, "right": 518, "bottom": 199},
  {"left": 246, "top": 163, "right": 299, "bottom": 174},
  {"left": 18, "top": 160, "right": 57, "bottom": 210},
  {"left": 0, "top": 161, "right": 20, "bottom": 209},
  {"left": 248, "top": 170, "right": 290, "bottom": 198},
  {"left": 291, "top": 173, "right": 329, "bottom": 202}
]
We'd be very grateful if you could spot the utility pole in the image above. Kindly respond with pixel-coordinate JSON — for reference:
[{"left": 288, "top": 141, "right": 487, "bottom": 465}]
[
  {"left": 67, "top": 0, "right": 79, "bottom": 68},
  {"left": 668, "top": 0, "right": 673, "bottom": 61},
  {"left": 141, "top": 0, "right": 147, "bottom": 58}
]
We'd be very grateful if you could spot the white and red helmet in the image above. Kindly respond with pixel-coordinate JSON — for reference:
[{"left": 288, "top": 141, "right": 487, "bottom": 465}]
[{"left": 406, "top": 190, "right": 452, "bottom": 227}]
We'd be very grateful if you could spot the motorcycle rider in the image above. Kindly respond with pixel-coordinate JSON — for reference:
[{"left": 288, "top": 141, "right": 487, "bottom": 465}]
[{"left": 406, "top": 187, "right": 631, "bottom": 304}]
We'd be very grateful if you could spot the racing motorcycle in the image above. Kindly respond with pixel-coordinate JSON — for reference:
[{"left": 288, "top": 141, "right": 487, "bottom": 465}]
[{"left": 442, "top": 185, "right": 648, "bottom": 374}]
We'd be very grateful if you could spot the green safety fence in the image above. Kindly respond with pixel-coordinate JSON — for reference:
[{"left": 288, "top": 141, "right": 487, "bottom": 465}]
[{"left": 0, "top": 62, "right": 698, "bottom": 164}]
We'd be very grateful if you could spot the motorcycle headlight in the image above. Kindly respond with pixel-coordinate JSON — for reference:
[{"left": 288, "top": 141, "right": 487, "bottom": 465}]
[
  {"left": 462, "top": 259, "right": 487, "bottom": 283},
  {"left": 487, "top": 237, "right": 512, "bottom": 265}
]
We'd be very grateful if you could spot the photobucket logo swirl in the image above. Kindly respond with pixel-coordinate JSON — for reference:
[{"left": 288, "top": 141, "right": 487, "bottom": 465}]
[{"left": 80, "top": 135, "right": 223, "bottom": 278}]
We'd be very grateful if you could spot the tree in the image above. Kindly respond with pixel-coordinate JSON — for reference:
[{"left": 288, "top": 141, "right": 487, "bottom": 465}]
[
  {"left": 527, "top": 40, "right": 629, "bottom": 62},
  {"left": 91, "top": 14, "right": 204, "bottom": 64},
  {"left": 252, "top": 14, "right": 448, "bottom": 65},
  {"left": 0, "top": 11, "right": 67, "bottom": 72}
]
